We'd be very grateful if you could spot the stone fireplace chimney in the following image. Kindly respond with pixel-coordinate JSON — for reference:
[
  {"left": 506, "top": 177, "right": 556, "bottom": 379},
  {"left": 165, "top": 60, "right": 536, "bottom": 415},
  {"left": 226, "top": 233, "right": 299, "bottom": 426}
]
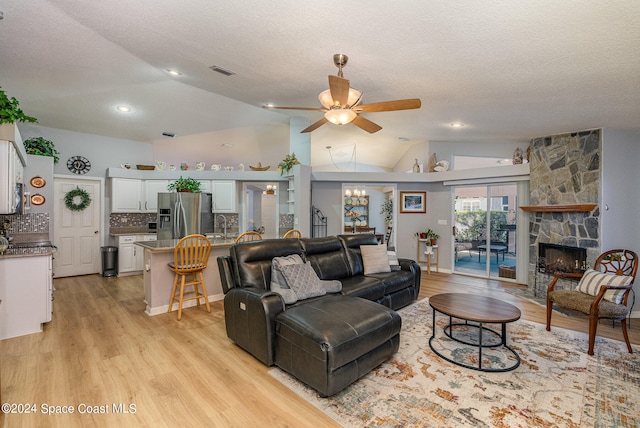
[{"left": 526, "top": 129, "right": 601, "bottom": 294}]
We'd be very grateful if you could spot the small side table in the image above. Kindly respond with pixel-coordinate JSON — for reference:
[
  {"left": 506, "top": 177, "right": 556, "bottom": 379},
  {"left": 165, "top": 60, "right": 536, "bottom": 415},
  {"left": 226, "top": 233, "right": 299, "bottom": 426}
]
[{"left": 417, "top": 239, "right": 439, "bottom": 274}]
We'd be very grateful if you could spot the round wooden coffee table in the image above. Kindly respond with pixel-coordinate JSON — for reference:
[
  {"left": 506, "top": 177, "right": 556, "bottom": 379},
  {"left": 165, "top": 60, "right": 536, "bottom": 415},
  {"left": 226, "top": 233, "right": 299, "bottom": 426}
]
[{"left": 429, "top": 293, "right": 521, "bottom": 372}]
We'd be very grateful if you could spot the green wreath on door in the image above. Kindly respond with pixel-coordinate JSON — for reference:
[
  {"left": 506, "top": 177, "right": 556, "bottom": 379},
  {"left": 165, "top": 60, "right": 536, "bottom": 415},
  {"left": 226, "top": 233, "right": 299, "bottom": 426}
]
[{"left": 64, "top": 187, "right": 92, "bottom": 211}]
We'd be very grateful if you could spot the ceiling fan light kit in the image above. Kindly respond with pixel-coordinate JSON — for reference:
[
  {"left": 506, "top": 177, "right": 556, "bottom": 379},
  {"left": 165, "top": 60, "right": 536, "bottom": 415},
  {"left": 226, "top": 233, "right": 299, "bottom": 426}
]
[
  {"left": 263, "top": 54, "right": 421, "bottom": 134},
  {"left": 325, "top": 108, "right": 357, "bottom": 125}
]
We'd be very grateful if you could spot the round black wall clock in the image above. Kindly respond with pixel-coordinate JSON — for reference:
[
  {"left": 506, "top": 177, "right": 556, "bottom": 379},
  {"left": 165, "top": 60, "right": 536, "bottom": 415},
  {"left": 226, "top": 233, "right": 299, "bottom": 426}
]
[{"left": 67, "top": 156, "right": 91, "bottom": 174}]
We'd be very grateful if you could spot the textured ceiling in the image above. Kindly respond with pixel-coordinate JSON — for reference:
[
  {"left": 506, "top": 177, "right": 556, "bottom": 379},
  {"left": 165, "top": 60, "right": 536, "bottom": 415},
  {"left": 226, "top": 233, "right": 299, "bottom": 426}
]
[{"left": 1, "top": 1, "right": 639, "bottom": 169}]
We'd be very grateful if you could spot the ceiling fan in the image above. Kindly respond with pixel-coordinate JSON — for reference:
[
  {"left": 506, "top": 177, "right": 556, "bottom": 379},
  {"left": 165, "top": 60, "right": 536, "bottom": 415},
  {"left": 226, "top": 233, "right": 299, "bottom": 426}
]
[{"left": 262, "top": 54, "right": 421, "bottom": 134}]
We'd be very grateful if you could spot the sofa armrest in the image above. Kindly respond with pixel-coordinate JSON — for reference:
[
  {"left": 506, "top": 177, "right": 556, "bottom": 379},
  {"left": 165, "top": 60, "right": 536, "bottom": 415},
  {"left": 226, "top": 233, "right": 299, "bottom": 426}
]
[
  {"left": 217, "top": 255, "right": 236, "bottom": 294},
  {"left": 223, "top": 287, "right": 285, "bottom": 366},
  {"left": 399, "top": 258, "right": 421, "bottom": 296}
]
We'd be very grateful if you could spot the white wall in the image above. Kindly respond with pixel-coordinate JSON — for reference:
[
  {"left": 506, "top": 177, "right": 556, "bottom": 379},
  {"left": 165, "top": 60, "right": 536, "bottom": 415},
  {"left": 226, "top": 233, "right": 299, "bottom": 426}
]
[
  {"left": 19, "top": 124, "right": 153, "bottom": 177},
  {"left": 601, "top": 129, "right": 640, "bottom": 313},
  {"left": 151, "top": 124, "right": 290, "bottom": 172}
]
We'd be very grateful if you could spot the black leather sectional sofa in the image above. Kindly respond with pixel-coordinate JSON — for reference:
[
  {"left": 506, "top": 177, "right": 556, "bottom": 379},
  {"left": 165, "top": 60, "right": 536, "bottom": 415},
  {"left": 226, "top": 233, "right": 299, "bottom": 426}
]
[{"left": 217, "top": 233, "right": 421, "bottom": 396}]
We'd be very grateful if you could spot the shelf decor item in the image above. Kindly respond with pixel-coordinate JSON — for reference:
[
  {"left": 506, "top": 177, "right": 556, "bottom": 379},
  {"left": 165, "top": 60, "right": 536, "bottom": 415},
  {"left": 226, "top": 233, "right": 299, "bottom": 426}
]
[
  {"left": 0, "top": 86, "right": 38, "bottom": 124},
  {"left": 64, "top": 187, "right": 92, "bottom": 212},
  {"left": 23, "top": 137, "right": 60, "bottom": 164},
  {"left": 167, "top": 176, "right": 202, "bottom": 193},
  {"left": 249, "top": 162, "right": 270, "bottom": 171},
  {"left": 277, "top": 153, "right": 299, "bottom": 176}
]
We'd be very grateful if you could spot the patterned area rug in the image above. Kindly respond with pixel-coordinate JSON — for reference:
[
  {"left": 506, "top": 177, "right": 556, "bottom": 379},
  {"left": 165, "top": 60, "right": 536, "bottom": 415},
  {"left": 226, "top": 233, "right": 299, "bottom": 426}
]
[{"left": 270, "top": 298, "right": 640, "bottom": 427}]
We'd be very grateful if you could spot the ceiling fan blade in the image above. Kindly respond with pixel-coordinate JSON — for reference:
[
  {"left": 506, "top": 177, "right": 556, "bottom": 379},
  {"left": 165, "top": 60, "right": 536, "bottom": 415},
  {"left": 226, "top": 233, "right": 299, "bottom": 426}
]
[
  {"left": 352, "top": 115, "right": 382, "bottom": 133},
  {"left": 355, "top": 98, "right": 422, "bottom": 113},
  {"left": 328, "top": 75, "right": 350, "bottom": 107},
  {"left": 262, "top": 105, "right": 326, "bottom": 111},
  {"left": 301, "top": 117, "right": 329, "bottom": 133}
]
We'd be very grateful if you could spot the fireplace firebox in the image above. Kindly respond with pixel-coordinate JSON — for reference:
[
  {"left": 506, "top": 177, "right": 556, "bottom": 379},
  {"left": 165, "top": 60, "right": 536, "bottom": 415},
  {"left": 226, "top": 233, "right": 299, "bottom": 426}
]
[{"left": 538, "top": 243, "right": 587, "bottom": 273}]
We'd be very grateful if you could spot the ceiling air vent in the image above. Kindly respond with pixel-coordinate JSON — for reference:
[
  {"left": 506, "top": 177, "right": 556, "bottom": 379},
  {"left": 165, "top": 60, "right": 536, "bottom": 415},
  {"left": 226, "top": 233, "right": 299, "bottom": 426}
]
[
  {"left": 162, "top": 132, "right": 176, "bottom": 138},
  {"left": 209, "top": 65, "right": 235, "bottom": 76}
]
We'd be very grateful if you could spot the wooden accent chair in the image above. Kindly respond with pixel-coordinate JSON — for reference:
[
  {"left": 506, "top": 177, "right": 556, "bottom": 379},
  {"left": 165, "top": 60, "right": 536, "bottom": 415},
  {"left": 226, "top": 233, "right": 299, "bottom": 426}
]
[
  {"left": 283, "top": 229, "right": 302, "bottom": 239},
  {"left": 235, "top": 231, "right": 263, "bottom": 243},
  {"left": 168, "top": 234, "right": 212, "bottom": 320},
  {"left": 546, "top": 249, "right": 638, "bottom": 355}
]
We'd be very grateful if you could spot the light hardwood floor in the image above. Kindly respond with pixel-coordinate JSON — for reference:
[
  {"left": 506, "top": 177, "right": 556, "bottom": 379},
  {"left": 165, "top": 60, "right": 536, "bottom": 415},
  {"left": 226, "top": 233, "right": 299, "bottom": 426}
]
[{"left": 1, "top": 272, "right": 638, "bottom": 427}]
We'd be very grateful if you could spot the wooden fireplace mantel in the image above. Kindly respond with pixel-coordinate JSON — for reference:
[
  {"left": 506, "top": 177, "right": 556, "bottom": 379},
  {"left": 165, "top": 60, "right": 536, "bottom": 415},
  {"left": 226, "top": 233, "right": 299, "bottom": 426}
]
[{"left": 519, "top": 204, "right": 597, "bottom": 212}]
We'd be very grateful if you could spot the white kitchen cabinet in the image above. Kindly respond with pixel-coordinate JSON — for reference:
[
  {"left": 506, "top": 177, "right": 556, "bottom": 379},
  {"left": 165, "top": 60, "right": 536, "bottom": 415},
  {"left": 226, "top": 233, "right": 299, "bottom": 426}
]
[
  {"left": 197, "top": 180, "right": 211, "bottom": 193},
  {"left": 213, "top": 180, "right": 236, "bottom": 212},
  {"left": 143, "top": 180, "right": 169, "bottom": 212},
  {"left": 111, "top": 178, "right": 143, "bottom": 212},
  {"left": 0, "top": 140, "right": 25, "bottom": 214},
  {"left": 0, "top": 254, "right": 52, "bottom": 339},
  {"left": 118, "top": 234, "right": 157, "bottom": 275},
  {"left": 118, "top": 235, "right": 137, "bottom": 274}
]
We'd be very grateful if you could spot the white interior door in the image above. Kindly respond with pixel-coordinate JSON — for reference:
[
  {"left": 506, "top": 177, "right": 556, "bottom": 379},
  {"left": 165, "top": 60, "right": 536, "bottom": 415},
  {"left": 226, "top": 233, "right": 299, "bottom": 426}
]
[{"left": 54, "top": 178, "right": 101, "bottom": 277}]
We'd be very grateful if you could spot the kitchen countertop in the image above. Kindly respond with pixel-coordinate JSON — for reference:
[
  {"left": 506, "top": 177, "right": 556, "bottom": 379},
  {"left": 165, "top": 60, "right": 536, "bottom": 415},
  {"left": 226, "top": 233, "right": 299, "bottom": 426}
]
[
  {"left": 109, "top": 228, "right": 157, "bottom": 237},
  {"left": 135, "top": 237, "right": 235, "bottom": 252},
  {"left": 0, "top": 247, "right": 55, "bottom": 259}
]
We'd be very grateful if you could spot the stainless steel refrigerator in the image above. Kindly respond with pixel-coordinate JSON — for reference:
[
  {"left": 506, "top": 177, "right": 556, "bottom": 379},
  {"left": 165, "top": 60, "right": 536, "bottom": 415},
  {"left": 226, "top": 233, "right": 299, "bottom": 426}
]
[{"left": 157, "top": 192, "right": 214, "bottom": 240}]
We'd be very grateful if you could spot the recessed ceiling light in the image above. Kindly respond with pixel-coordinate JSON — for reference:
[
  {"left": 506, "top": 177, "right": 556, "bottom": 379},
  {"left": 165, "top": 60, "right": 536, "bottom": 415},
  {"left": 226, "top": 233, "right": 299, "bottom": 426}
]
[
  {"left": 116, "top": 105, "right": 131, "bottom": 113},
  {"left": 450, "top": 122, "right": 464, "bottom": 128},
  {"left": 220, "top": 143, "right": 233, "bottom": 148},
  {"left": 166, "top": 69, "right": 182, "bottom": 76}
]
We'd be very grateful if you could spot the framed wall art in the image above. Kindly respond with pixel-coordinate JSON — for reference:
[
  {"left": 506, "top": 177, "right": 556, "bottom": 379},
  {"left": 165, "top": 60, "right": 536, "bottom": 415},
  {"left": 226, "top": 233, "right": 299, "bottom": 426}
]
[{"left": 400, "top": 191, "right": 426, "bottom": 213}]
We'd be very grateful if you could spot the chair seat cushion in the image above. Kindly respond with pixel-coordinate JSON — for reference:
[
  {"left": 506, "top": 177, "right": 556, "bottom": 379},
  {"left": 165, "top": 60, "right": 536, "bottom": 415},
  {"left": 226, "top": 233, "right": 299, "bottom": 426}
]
[
  {"left": 168, "top": 262, "right": 205, "bottom": 270},
  {"left": 548, "top": 290, "right": 629, "bottom": 318}
]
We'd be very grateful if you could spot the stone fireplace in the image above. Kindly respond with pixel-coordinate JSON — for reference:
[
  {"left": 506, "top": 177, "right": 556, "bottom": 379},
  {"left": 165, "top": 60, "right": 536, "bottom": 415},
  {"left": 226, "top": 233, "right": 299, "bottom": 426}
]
[{"left": 526, "top": 129, "right": 601, "bottom": 296}]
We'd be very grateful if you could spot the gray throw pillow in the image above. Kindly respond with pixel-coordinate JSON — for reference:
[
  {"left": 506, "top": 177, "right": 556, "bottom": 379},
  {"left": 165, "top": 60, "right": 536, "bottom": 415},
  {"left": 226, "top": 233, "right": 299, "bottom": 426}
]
[
  {"left": 321, "top": 279, "right": 342, "bottom": 293},
  {"left": 280, "top": 262, "right": 327, "bottom": 301},
  {"left": 270, "top": 254, "right": 304, "bottom": 304}
]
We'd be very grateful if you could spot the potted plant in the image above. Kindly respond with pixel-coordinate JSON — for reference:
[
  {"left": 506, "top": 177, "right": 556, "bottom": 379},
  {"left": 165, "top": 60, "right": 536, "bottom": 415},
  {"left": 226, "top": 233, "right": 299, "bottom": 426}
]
[
  {"left": 0, "top": 87, "right": 38, "bottom": 124},
  {"left": 380, "top": 199, "right": 393, "bottom": 225},
  {"left": 418, "top": 228, "right": 440, "bottom": 245},
  {"left": 167, "top": 176, "right": 202, "bottom": 192},
  {"left": 277, "top": 152, "right": 299, "bottom": 176},
  {"left": 23, "top": 137, "right": 60, "bottom": 164}
]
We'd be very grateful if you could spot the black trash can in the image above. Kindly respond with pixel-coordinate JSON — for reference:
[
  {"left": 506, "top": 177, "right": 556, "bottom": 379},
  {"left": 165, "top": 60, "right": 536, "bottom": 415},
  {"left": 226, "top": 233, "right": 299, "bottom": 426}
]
[{"left": 101, "top": 246, "right": 118, "bottom": 277}]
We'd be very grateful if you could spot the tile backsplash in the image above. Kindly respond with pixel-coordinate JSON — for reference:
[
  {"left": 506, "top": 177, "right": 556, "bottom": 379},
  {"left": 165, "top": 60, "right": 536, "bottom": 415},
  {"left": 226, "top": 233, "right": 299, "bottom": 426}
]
[
  {"left": 0, "top": 213, "right": 50, "bottom": 234},
  {"left": 109, "top": 213, "right": 157, "bottom": 228}
]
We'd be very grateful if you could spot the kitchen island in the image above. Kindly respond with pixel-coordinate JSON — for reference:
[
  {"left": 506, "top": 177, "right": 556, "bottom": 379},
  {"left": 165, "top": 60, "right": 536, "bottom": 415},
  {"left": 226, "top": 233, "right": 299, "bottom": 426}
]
[{"left": 135, "top": 237, "right": 234, "bottom": 316}]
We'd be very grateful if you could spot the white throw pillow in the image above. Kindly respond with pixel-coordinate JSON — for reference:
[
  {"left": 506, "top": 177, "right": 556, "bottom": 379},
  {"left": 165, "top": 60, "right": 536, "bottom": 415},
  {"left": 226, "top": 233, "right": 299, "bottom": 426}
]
[
  {"left": 576, "top": 268, "right": 632, "bottom": 304},
  {"left": 361, "top": 244, "right": 392, "bottom": 275}
]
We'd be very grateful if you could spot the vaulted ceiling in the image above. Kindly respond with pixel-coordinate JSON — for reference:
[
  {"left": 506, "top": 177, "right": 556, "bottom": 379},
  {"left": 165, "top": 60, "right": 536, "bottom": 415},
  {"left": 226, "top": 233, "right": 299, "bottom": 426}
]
[{"left": 1, "top": 1, "right": 639, "bottom": 169}]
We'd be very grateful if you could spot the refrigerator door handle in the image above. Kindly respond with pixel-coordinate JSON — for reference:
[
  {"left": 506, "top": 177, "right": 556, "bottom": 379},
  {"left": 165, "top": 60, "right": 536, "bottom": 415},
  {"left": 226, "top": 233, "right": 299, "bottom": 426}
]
[{"left": 174, "top": 200, "right": 181, "bottom": 238}]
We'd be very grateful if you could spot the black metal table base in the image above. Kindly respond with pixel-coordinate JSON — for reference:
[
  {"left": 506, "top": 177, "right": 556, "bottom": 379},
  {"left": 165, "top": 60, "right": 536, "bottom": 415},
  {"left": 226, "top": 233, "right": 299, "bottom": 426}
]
[{"left": 429, "top": 312, "right": 521, "bottom": 372}]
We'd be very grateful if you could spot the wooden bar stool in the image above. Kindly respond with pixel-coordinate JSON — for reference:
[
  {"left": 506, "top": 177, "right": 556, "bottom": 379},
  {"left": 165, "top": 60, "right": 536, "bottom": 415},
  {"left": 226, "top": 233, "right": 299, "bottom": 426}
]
[
  {"left": 168, "top": 234, "right": 212, "bottom": 320},
  {"left": 235, "top": 231, "right": 262, "bottom": 243},
  {"left": 283, "top": 229, "right": 301, "bottom": 238}
]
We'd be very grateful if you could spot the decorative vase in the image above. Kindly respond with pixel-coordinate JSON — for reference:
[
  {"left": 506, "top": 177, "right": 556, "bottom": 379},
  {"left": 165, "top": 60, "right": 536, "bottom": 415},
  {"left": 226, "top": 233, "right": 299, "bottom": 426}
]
[{"left": 412, "top": 159, "right": 420, "bottom": 173}]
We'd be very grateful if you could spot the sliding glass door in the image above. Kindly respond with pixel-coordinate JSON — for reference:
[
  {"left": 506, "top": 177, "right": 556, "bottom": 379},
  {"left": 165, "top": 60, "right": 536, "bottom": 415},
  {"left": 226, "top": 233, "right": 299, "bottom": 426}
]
[{"left": 453, "top": 184, "right": 518, "bottom": 279}]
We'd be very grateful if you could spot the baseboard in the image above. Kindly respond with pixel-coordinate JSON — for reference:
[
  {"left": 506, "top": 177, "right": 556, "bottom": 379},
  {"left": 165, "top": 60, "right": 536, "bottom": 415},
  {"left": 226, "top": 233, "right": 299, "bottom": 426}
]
[{"left": 145, "top": 293, "right": 224, "bottom": 316}]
